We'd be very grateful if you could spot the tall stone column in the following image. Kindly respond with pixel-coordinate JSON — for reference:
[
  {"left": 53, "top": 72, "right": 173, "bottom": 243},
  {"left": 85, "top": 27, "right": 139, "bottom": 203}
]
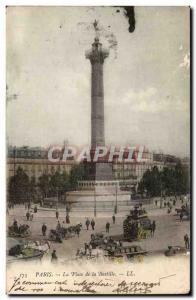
[
  {"left": 86, "top": 37, "right": 109, "bottom": 148},
  {"left": 85, "top": 37, "right": 112, "bottom": 180}
]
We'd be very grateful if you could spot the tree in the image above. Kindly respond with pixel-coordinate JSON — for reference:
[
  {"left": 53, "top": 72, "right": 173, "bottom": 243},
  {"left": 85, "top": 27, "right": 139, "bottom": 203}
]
[
  {"left": 8, "top": 167, "right": 30, "bottom": 204},
  {"left": 28, "top": 176, "right": 37, "bottom": 201},
  {"left": 69, "top": 164, "right": 86, "bottom": 189},
  {"left": 60, "top": 171, "right": 70, "bottom": 203},
  {"left": 49, "top": 171, "right": 70, "bottom": 201},
  {"left": 38, "top": 173, "right": 50, "bottom": 198},
  {"left": 161, "top": 167, "right": 175, "bottom": 196},
  {"left": 138, "top": 163, "right": 190, "bottom": 198},
  {"left": 173, "top": 162, "right": 190, "bottom": 195},
  {"left": 139, "top": 167, "right": 161, "bottom": 197}
]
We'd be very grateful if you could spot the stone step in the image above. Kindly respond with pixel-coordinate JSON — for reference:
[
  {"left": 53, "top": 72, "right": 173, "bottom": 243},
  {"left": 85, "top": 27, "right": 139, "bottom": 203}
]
[
  {"left": 70, "top": 206, "right": 132, "bottom": 212},
  {"left": 71, "top": 202, "right": 131, "bottom": 208}
]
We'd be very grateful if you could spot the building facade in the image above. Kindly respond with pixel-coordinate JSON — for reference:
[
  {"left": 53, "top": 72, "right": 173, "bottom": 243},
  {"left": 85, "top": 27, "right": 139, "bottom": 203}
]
[
  {"left": 7, "top": 146, "right": 75, "bottom": 182},
  {"left": 7, "top": 145, "right": 183, "bottom": 188}
]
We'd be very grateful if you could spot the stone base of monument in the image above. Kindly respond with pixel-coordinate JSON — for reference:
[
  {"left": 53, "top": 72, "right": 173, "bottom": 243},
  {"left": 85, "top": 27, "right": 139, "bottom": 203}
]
[{"left": 66, "top": 180, "right": 131, "bottom": 213}]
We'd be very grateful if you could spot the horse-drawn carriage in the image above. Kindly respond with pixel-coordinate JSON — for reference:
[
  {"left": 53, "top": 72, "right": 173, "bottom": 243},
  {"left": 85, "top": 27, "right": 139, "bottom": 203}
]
[
  {"left": 105, "top": 245, "right": 148, "bottom": 262},
  {"left": 123, "top": 207, "right": 152, "bottom": 241},
  {"left": 8, "top": 223, "right": 31, "bottom": 238},
  {"left": 164, "top": 245, "right": 187, "bottom": 257},
  {"left": 90, "top": 233, "right": 105, "bottom": 249},
  {"left": 76, "top": 231, "right": 148, "bottom": 263},
  {"left": 49, "top": 223, "right": 82, "bottom": 243},
  {"left": 7, "top": 238, "right": 50, "bottom": 263},
  {"left": 175, "top": 205, "right": 190, "bottom": 220}
]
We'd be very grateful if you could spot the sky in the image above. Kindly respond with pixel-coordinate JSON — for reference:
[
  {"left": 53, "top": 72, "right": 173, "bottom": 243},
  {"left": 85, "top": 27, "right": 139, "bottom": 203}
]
[{"left": 6, "top": 6, "right": 190, "bottom": 157}]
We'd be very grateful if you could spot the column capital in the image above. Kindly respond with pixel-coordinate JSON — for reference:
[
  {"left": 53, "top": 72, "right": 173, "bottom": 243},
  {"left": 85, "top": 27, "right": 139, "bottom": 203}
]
[{"left": 85, "top": 38, "right": 109, "bottom": 64}]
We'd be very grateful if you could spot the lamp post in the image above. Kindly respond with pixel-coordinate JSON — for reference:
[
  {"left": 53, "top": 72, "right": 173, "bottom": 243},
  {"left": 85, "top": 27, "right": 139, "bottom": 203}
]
[
  {"left": 160, "top": 174, "right": 164, "bottom": 208},
  {"left": 13, "top": 146, "right": 16, "bottom": 177},
  {"left": 114, "top": 183, "right": 118, "bottom": 214},
  {"left": 57, "top": 188, "right": 59, "bottom": 209},
  {"left": 13, "top": 146, "right": 16, "bottom": 205},
  {"left": 94, "top": 185, "right": 96, "bottom": 217}
]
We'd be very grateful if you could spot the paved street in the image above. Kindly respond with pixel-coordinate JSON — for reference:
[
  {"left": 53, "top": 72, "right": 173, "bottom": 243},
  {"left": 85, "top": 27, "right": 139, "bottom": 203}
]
[{"left": 7, "top": 199, "right": 190, "bottom": 261}]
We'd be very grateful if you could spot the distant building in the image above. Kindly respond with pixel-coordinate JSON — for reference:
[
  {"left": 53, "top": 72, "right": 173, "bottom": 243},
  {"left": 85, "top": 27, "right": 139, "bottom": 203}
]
[
  {"left": 153, "top": 153, "right": 180, "bottom": 164},
  {"left": 7, "top": 146, "right": 75, "bottom": 182},
  {"left": 181, "top": 157, "right": 190, "bottom": 170},
  {"left": 7, "top": 145, "right": 185, "bottom": 189},
  {"left": 112, "top": 151, "right": 182, "bottom": 190},
  {"left": 8, "top": 146, "right": 47, "bottom": 159}
]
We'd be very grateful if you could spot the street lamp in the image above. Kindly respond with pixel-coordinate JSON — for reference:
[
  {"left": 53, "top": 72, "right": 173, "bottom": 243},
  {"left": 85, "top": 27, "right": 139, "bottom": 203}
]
[
  {"left": 160, "top": 174, "right": 164, "bottom": 208},
  {"left": 114, "top": 183, "right": 118, "bottom": 214},
  {"left": 94, "top": 185, "right": 96, "bottom": 217},
  {"left": 13, "top": 146, "right": 16, "bottom": 205},
  {"left": 57, "top": 188, "right": 59, "bottom": 209},
  {"left": 13, "top": 146, "right": 16, "bottom": 177}
]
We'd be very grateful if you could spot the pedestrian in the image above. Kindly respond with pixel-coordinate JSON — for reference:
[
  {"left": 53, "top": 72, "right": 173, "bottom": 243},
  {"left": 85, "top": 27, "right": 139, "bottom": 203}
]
[
  {"left": 91, "top": 219, "right": 95, "bottom": 230},
  {"left": 34, "top": 206, "right": 37, "bottom": 213},
  {"left": 30, "top": 212, "right": 34, "bottom": 221},
  {"left": 109, "top": 236, "right": 114, "bottom": 243},
  {"left": 106, "top": 222, "right": 110, "bottom": 233},
  {"left": 103, "top": 237, "right": 108, "bottom": 245},
  {"left": 84, "top": 243, "right": 89, "bottom": 255},
  {"left": 66, "top": 214, "right": 70, "bottom": 224},
  {"left": 115, "top": 240, "right": 120, "bottom": 248},
  {"left": 13, "top": 219, "right": 18, "bottom": 233},
  {"left": 56, "top": 221, "right": 61, "bottom": 232},
  {"left": 56, "top": 210, "right": 59, "bottom": 220},
  {"left": 61, "top": 221, "right": 66, "bottom": 238},
  {"left": 76, "top": 248, "right": 80, "bottom": 256},
  {"left": 180, "top": 211, "right": 183, "bottom": 222},
  {"left": 89, "top": 243, "right": 92, "bottom": 257},
  {"left": 51, "top": 250, "right": 58, "bottom": 262},
  {"left": 26, "top": 211, "right": 30, "bottom": 221},
  {"left": 75, "top": 226, "right": 80, "bottom": 238},
  {"left": 151, "top": 220, "right": 156, "bottom": 236},
  {"left": 42, "top": 223, "right": 47, "bottom": 236},
  {"left": 86, "top": 218, "right": 90, "bottom": 230},
  {"left": 184, "top": 234, "right": 190, "bottom": 249},
  {"left": 112, "top": 215, "right": 116, "bottom": 224}
]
